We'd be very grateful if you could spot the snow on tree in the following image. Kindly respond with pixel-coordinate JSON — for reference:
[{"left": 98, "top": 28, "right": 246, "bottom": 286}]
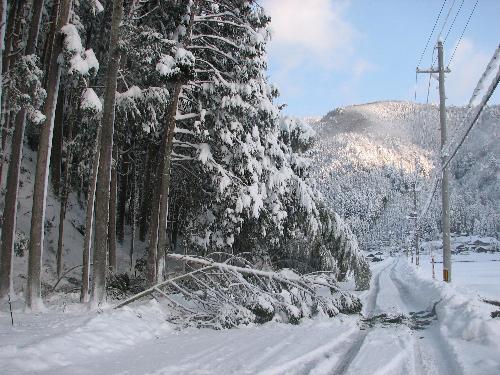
[
  {"left": 1, "top": 0, "right": 372, "bottom": 309},
  {"left": 115, "top": 253, "right": 362, "bottom": 328}
]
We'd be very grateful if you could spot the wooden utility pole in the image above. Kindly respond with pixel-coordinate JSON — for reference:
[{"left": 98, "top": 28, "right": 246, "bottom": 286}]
[
  {"left": 413, "top": 181, "right": 420, "bottom": 266},
  {"left": 417, "top": 40, "right": 451, "bottom": 282}
]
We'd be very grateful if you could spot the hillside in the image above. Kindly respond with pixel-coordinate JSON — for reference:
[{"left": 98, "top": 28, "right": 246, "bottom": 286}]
[{"left": 310, "top": 101, "right": 500, "bottom": 250}]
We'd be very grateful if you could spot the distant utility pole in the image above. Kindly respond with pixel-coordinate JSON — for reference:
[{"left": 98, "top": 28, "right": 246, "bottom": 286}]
[
  {"left": 413, "top": 181, "right": 420, "bottom": 266},
  {"left": 416, "top": 40, "right": 451, "bottom": 282}
]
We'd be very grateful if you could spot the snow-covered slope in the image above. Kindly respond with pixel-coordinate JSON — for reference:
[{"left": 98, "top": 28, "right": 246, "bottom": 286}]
[
  {"left": 0, "top": 146, "right": 142, "bottom": 297},
  {"left": 310, "top": 101, "right": 500, "bottom": 250}
]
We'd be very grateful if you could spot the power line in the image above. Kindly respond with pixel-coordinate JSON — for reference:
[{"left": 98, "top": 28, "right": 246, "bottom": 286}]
[
  {"left": 417, "top": 46, "right": 499, "bottom": 225},
  {"left": 422, "top": 0, "right": 456, "bottom": 103},
  {"left": 441, "top": 44, "right": 500, "bottom": 159},
  {"left": 444, "top": 0, "right": 466, "bottom": 44},
  {"left": 417, "top": 0, "right": 448, "bottom": 68},
  {"left": 447, "top": 0, "right": 479, "bottom": 67},
  {"left": 437, "top": 0, "right": 457, "bottom": 40},
  {"left": 443, "top": 61, "right": 500, "bottom": 170}
]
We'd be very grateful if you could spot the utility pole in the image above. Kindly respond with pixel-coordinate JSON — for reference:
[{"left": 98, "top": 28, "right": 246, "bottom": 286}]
[
  {"left": 416, "top": 40, "right": 451, "bottom": 282},
  {"left": 413, "top": 181, "right": 420, "bottom": 266}
]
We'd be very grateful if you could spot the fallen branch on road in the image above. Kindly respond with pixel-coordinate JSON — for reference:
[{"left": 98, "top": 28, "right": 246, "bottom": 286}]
[{"left": 115, "top": 254, "right": 362, "bottom": 328}]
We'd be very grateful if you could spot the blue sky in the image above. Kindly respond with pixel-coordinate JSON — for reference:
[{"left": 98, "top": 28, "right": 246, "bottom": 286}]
[{"left": 262, "top": 0, "right": 500, "bottom": 117}]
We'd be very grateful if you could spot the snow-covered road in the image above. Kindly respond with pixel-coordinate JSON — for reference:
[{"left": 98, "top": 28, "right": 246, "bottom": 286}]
[
  {"left": 336, "top": 258, "right": 462, "bottom": 375},
  {"left": 1, "top": 256, "right": 499, "bottom": 375}
]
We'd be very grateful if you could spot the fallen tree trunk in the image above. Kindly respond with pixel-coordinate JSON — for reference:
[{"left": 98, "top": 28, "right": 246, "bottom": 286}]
[{"left": 115, "top": 254, "right": 362, "bottom": 329}]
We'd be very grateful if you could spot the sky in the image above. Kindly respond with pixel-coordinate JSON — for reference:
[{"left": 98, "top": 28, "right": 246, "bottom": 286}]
[{"left": 261, "top": 0, "right": 500, "bottom": 117}]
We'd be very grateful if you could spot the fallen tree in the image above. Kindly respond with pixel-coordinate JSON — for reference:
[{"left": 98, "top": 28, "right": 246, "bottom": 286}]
[{"left": 115, "top": 254, "right": 362, "bottom": 329}]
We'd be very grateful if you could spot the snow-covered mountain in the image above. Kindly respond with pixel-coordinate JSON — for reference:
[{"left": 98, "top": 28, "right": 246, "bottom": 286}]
[{"left": 310, "top": 101, "right": 500, "bottom": 251}]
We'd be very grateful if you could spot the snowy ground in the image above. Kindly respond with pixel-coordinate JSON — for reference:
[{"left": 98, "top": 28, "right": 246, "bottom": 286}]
[
  {"left": 1, "top": 256, "right": 499, "bottom": 375},
  {"left": 417, "top": 252, "right": 500, "bottom": 301}
]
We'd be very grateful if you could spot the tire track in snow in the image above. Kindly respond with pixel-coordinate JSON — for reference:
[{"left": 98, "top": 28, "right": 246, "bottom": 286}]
[
  {"left": 389, "top": 258, "right": 464, "bottom": 375},
  {"left": 330, "top": 259, "right": 396, "bottom": 375}
]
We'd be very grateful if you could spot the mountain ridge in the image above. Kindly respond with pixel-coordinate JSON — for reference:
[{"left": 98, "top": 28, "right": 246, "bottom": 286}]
[{"left": 310, "top": 100, "right": 499, "bottom": 250}]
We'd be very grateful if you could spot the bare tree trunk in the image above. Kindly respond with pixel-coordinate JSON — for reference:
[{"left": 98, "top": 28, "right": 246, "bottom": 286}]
[
  {"left": 130, "top": 163, "right": 137, "bottom": 270},
  {"left": 117, "top": 149, "right": 128, "bottom": 242},
  {"left": 1, "top": 0, "right": 20, "bottom": 87},
  {"left": 3, "top": 0, "right": 28, "bottom": 113},
  {"left": 139, "top": 148, "right": 154, "bottom": 242},
  {"left": 91, "top": 0, "right": 123, "bottom": 306},
  {"left": 81, "top": 127, "right": 101, "bottom": 303},
  {"left": 56, "top": 94, "right": 73, "bottom": 279},
  {"left": 153, "top": 3, "right": 197, "bottom": 282},
  {"left": 41, "top": 0, "right": 59, "bottom": 88},
  {"left": 27, "top": 0, "right": 73, "bottom": 310},
  {"left": 56, "top": 90, "right": 75, "bottom": 278},
  {"left": 108, "top": 144, "right": 118, "bottom": 273},
  {"left": 0, "top": 0, "right": 45, "bottom": 300},
  {"left": 0, "top": 0, "right": 7, "bottom": 121},
  {"left": 51, "top": 87, "right": 65, "bottom": 196},
  {"left": 0, "top": 0, "right": 23, "bottom": 187},
  {"left": 0, "top": 0, "right": 10, "bottom": 298},
  {"left": 146, "top": 157, "right": 162, "bottom": 285},
  {"left": 156, "top": 83, "right": 182, "bottom": 282}
]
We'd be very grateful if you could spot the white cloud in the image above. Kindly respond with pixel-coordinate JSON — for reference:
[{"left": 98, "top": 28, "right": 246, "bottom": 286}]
[
  {"left": 339, "top": 58, "right": 376, "bottom": 101},
  {"left": 446, "top": 38, "right": 492, "bottom": 105},
  {"left": 262, "top": 0, "right": 356, "bottom": 69},
  {"left": 352, "top": 58, "right": 376, "bottom": 80}
]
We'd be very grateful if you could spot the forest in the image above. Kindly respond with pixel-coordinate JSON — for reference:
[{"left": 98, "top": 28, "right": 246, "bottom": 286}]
[{"left": 0, "top": 0, "right": 370, "bottom": 312}]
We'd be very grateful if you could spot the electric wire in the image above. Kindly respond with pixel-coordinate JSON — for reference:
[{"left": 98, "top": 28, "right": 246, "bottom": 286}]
[
  {"left": 417, "top": 0, "right": 448, "bottom": 68},
  {"left": 448, "top": 0, "right": 479, "bottom": 67},
  {"left": 441, "top": 44, "right": 500, "bottom": 163},
  {"left": 417, "top": 45, "right": 499, "bottom": 227},
  {"left": 443, "top": 0, "right": 466, "bottom": 44},
  {"left": 443, "top": 65, "right": 500, "bottom": 171},
  {"left": 437, "top": 0, "right": 457, "bottom": 40},
  {"left": 420, "top": 0, "right": 455, "bottom": 103}
]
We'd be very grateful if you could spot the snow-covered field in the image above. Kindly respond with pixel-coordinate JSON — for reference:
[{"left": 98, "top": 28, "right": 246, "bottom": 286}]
[
  {"left": 417, "top": 252, "right": 500, "bottom": 301},
  {"left": 1, "top": 255, "right": 499, "bottom": 375}
]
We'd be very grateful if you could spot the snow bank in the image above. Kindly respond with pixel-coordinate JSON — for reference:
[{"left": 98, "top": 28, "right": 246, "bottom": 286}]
[
  {"left": 399, "top": 260, "right": 500, "bottom": 374},
  {"left": 0, "top": 301, "right": 172, "bottom": 373}
]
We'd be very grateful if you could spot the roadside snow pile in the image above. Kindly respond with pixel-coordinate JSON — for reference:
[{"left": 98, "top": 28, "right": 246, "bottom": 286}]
[
  {"left": 399, "top": 260, "right": 500, "bottom": 374},
  {"left": 115, "top": 254, "right": 362, "bottom": 329},
  {"left": 0, "top": 300, "right": 171, "bottom": 373}
]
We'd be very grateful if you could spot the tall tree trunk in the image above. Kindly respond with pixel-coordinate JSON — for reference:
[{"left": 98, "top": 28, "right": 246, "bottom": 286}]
[
  {"left": 51, "top": 87, "right": 65, "bottom": 196},
  {"left": 108, "top": 144, "right": 118, "bottom": 273},
  {"left": 156, "top": 83, "right": 182, "bottom": 282},
  {"left": 1, "top": 0, "right": 21, "bottom": 90},
  {"left": 3, "top": 0, "right": 27, "bottom": 113},
  {"left": 27, "top": 0, "right": 73, "bottom": 310},
  {"left": 117, "top": 149, "right": 128, "bottom": 242},
  {"left": 130, "top": 163, "right": 137, "bottom": 270},
  {"left": 0, "top": 0, "right": 9, "bottom": 298},
  {"left": 146, "top": 156, "right": 163, "bottom": 285},
  {"left": 0, "top": 0, "right": 7, "bottom": 121},
  {"left": 152, "top": 2, "right": 197, "bottom": 281},
  {"left": 91, "top": 0, "right": 123, "bottom": 306},
  {"left": 81, "top": 127, "right": 101, "bottom": 303},
  {"left": 0, "top": 0, "right": 45, "bottom": 300},
  {"left": 56, "top": 108, "right": 72, "bottom": 279},
  {"left": 0, "top": 0, "right": 23, "bottom": 187},
  {"left": 41, "top": 0, "right": 59, "bottom": 88},
  {"left": 139, "top": 148, "right": 154, "bottom": 242}
]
